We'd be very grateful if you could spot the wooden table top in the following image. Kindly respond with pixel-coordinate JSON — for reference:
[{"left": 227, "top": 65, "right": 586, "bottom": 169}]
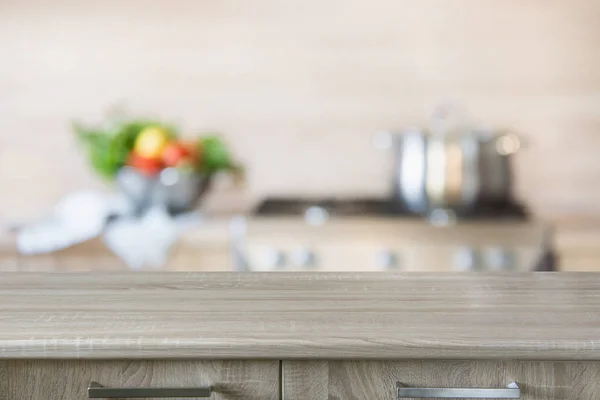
[{"left": 1, "top": 272, "right": 599, "bottom": 360}]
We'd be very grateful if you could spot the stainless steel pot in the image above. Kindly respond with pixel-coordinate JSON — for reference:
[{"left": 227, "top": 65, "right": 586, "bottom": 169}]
[{"left": 375, "top": 104, "right": 521, "bottom": 219}]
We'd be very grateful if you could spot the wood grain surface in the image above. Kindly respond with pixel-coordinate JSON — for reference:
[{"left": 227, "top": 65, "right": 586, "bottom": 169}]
[
  {"left": 283, "top": 361, "right": 600, "bottom": 400},
  {"left": 0, "top": 360, "right": 278, "bottom": 400},
  {"left": 1, "top": 272, "right": 600, "bottom": 360}
]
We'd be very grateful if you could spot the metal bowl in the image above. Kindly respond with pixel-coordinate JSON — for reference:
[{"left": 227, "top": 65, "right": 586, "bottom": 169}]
[{"left": 116, "top": 166, "right": 211, "bottom": 215}]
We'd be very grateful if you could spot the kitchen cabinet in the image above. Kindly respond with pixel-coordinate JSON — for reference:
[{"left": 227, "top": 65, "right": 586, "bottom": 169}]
[
  {"left": 3, "top": 360, "right": 600, "bottom": 400},
  {"left": 0, "top": 360, "right": 279, "bottom": 400},
  {"left": 282, "top": 361, "right": 600, "bottom": 399},
  {"left": 2, "top": 273, "right": 600, "bottom": 399}
]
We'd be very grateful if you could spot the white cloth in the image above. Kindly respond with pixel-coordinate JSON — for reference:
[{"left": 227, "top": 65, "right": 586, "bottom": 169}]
[
  {"left": 103, "top": 208, "right": 201, "bottom": 270},
  {"left": 16, "top": 191, "right": 130, "bottom": 255},
  {"left": 15, "top": 190, "right": 200, "bottom": 269}
]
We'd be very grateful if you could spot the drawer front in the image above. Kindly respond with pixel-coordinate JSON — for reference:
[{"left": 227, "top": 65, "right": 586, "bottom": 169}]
[
  {"left": 283, "top": 361, "right": 600, "bottom": 400},
  {"left": 1, "top": 360, "right": 278, "bottom": 400}
]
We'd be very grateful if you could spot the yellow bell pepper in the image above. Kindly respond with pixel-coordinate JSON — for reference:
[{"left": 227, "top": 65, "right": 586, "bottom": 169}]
[{"left": 133, "top": 126, "right": 169, "bottom": 159}]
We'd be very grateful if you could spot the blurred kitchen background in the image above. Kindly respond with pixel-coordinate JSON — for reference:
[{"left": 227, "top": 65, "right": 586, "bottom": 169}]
[{"left": 1, "top": 0, "right": 599, "bottom": 272}]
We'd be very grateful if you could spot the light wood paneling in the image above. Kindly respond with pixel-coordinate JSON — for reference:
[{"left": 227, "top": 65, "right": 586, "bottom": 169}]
[
  {"left": 1, "top": 1, "right": 600, "bottom": 221},
  {"left": 283, "top": 361, "right": 600, "bottom": 400},
  {"left": 1, "top": 272, "right": 600, "bottom": 360},
  {"left": 0, "top": 360, "right": 278, "bottom": 400}
]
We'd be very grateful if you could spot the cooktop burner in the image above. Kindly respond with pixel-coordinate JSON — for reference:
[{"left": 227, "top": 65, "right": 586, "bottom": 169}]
[{"left": 254, "top": 197, "right": 528, "bottom": 220}]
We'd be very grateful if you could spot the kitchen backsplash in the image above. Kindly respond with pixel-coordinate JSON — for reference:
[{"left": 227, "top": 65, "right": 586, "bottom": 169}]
[{"left": 1, "top": 0, "right": 599, "bottom": 222}]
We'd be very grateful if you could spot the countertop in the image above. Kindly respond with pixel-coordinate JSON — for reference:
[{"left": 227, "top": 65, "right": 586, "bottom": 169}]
[
  {"left": 1, "top": 272, "right": 600, "bottom": 360},
  {"left": 4, "top": 216, "right": 600, "bottom": 271}
]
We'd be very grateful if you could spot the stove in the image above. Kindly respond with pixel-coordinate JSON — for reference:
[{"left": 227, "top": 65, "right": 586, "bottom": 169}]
[
  {"left": 254, "top": 197, "right": 529, "bottom": 220},
  {"left": 234, "top": 197, "right": 555, "bottom": 272}
]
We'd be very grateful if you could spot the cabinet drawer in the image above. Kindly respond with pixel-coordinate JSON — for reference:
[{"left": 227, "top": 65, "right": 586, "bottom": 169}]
[
  {"left": 1, "top": 360, "right": 278, "bottom": 400},
  {"left": 283, "top": 361, "right": 600, "bottom": 400}
]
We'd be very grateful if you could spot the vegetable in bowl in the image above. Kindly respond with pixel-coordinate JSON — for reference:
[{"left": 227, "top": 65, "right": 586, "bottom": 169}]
[{"left": 73, "top": 116, "right": 241, "bottom": 213}]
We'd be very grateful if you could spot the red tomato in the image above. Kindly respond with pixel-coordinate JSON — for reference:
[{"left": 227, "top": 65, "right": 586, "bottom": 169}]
[
  {"left": 161, "top": 142, "right": 192, "bottom": 167},
  {"left": 127, "top": 153, "right": 162, "bottom": 177}
]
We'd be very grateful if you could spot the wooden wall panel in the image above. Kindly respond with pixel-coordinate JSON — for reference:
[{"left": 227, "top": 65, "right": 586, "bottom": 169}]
[{"left": 1, "top": 0, "right": 599, "bottom": 221}]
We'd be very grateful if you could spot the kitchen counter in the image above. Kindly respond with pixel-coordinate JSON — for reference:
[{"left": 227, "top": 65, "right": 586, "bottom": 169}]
[
  {"left": 2, "top": 216, "right": 600, "bottom": 273},
  {"left": 1, "top": 272, "right": 599, "bottom": 360},
  {"left": 1, "top": 217, "right": 554, "bottom": 273},
  {"left": 0, "top": 218, "right": 234, "bottom": 272}
]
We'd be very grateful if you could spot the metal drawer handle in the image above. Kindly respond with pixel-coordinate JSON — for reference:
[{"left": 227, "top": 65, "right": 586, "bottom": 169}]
[
  {"left": 397, "top": 381, "right": 520, "bottom": 399},
  {"left": 88, "top": 381, "right": 212, "bottom": 398}
]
